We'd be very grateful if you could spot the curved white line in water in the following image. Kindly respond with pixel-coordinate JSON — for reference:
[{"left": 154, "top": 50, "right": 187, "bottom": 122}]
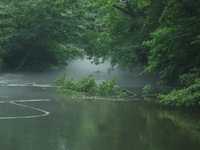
[
  {"left": 12, "top": 99, "right": 51, "bottom": 103},
  {"left": 0, "top": 99, "right": 51, "bottom": 120},
  {"left": 0, "top": 83, "right": 57, "bottom": 88}
]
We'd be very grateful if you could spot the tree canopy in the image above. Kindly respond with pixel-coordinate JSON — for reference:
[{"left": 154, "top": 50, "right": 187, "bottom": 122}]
[
  {"left": 0, "top": 0, "right": 200, "bottom": 106},
  {"left": 82, "top": 0, "right": 200, "bottom": 83},
  {"left": 80, "top": 0, "right": 200, "bottom": 106},
  {"left": 0, "top": 0, "right": 83, "bottom": 70}
]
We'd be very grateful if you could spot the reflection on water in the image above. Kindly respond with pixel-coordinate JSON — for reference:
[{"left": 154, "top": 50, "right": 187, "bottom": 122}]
[
  {"left": 0, "top": 100, "right": 199, "bottom": 150},
  {"left": 0, "top": 58, "right": 199, "bottom": 150}
]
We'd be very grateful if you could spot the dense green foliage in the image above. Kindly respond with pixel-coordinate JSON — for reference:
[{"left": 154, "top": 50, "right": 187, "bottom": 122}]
[
  {"left": 159, "top": 80, "right": 200, "bottom": 107},
  {"left": 1, "top": 0, "right": 200, "bottom": 106},
  {"left": 82, "top": 0, "right": 200, "bottom": 82},
  {"left": 56, "top": 75, "right": 126, "bottom": 97},
  {"left": 80, "top": 0, "right": 200, "bottom": 107},
  {"left": 0, "top": 0, "right": 83, "bottom": 70},
  {"left": 159, "top": 72, "right": 200, "bottom": 107}
]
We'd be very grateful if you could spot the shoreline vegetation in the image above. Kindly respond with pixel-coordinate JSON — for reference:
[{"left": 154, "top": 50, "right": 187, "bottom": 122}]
[
  {"left": 159, "top": 78, "right": 200, "bottom": 108},
  {"left": 56, "top": 75, "right": 200, "bottom": 108},
  {"left": 56, "top": 75, "right": 129, "bottom": 98},
  {"left": 0, "top": 0, "right": 200, "bottom": 108}
]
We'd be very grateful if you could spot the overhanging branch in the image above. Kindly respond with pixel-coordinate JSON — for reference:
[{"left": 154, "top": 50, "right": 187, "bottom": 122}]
[{"left": 113, "top": 4, "right": 135, "bottom": 18}]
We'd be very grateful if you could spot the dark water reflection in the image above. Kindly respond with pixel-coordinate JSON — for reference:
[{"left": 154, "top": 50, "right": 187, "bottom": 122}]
[{"left": 0, "top": 97, "right": 199, "bottom": 150}]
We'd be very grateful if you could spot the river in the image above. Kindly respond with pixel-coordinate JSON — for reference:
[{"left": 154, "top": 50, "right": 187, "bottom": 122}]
[{"left": 0, "top": 58, "right": 199, "bottom": 150}]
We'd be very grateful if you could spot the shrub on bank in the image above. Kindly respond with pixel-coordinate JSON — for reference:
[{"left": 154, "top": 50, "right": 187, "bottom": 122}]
[
  {"left": 56, "top": 76, "right": 126, "bottom": 97},
  {"left": 159, "top": 79, "right": 200, "bottom": 107}
]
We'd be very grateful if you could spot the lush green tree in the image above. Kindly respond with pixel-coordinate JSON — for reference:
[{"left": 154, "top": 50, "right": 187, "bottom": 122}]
[
  {"left": 82, "top": 0, "right": 200, "bottom": 82},
  {"left": 80, "top": 0, "right": 200, "bottom": 106},
  {"left": 145, "top": 0, "right": 200, "bottom": 82},
  {"left": 82, "top": 0, "right": 165, "bottom": 67},
  {"left": 0, "top": 0, "right": 83, "bottom": 70},
  {"left": 1, "top": 0, "right": 200, "bottom": 106}
]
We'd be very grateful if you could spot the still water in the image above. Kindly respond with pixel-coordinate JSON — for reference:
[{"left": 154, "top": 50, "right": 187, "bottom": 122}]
[{"left": 0, "top": 58, "right": 199, "bottom": 150}]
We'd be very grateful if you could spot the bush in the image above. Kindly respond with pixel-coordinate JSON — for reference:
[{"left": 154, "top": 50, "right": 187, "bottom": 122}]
[
  {"left": 76, "top": 76, "right": 97, "bottom": 94},
  {"left": 142, "top": 84, "right": 153, "bottom": 96},
  {"left": 159, "top": 79, "right": 200, "bottom": 107},
  {"left": 179, "top": 70, "right": 200, "bottom": 86},
  {"left": 97, "top": 79, "right": 125, "bottom": 97},
  {"left": 56, "top": 76, "right": 126, "bottom": 97}
]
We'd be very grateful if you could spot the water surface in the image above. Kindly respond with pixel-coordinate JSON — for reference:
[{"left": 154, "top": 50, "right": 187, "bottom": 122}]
[{"left": 0, "top": 58, "right": 199, "bottom": 150}]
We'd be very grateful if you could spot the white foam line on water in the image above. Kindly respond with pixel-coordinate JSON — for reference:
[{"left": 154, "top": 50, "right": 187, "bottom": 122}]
[
  {"left": 11, "top": 99, "right": 51, "bottom": 103},
  {"left": 0, "top": 83, "right": 58, "bottom": 88},
  {"left": 0, "top": 99, "right": 51, "bottom": 120}
]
